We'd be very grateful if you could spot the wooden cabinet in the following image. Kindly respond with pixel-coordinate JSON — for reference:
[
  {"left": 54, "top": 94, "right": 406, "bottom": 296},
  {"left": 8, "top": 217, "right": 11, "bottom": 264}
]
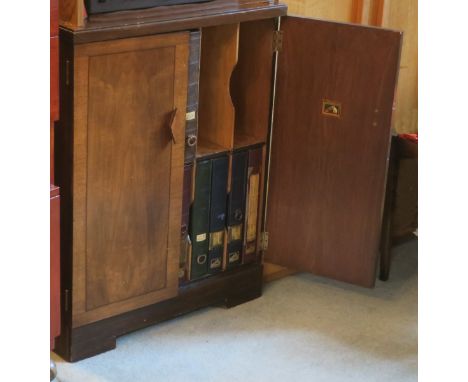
[
  {"left": 55, "top": 0, "right": 402, "bottom": 362},
  {"left": 62, "top": 33, "right": 189, "bottom": 327}
]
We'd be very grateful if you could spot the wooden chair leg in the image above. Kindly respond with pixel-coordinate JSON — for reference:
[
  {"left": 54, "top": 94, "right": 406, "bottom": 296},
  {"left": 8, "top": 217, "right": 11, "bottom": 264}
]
[{"left": 379, "top": 136, "right": 398, "bottom": 281}]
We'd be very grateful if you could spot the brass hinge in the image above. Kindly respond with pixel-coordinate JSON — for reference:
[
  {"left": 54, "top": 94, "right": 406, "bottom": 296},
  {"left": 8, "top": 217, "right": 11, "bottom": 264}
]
[
  {"left": 273, "top": 30, "right": 284, "bottom": 52},
  {"left": 260, "top": 232, "right": 269, "bottom": 251},
  {"left": 64, "top": 289, "right": 70, "bottom": 312}
]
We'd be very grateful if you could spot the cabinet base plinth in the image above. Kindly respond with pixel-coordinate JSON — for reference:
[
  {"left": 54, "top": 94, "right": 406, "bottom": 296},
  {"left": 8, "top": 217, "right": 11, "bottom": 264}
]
[{"left": 55, "top": 264, "right": 263, "bottom": 362}]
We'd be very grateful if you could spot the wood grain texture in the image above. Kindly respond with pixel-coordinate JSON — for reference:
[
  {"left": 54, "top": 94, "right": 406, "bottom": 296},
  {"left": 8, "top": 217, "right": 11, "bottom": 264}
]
[
  {"left": 60, "top": 0, "right": 85, "bottom": 27},
  {"left": 71, "top": 53, "right": 89, "bottom": 326},
  {"left": 56, "top": 263, "right": 263, "bottom": 362},
  {"left": 85, "top": 49, "right": 174, "bottom": 310},
  {"left": 51, "top": 0, "right": 59, "bottom": 36},
  {"left": 55, "top": 34, "right": 75, "bottom": 348},
  {"left": 284, "top": 0, "right": 416, "bottom": 135},
  {"left": 50, "top": 37, "right": 59, "bottom": 122},
  {"left": 61, "top": 0, "right": 287, "bottom": 44},
  {"left": 231, "top": 19, "right": 274, "bottom": 144},
  {"left": 263, "top": 262, "right": 296, "bottom": 282},
  {"left": 264, "top": 17, "right": 402, "bottom": 287},
  {"left": 233, "top": 133, "right": 265, "bottom": 149},
  {"left": 51, "top": 122, "right": 55, "bottom": 184},
  {"left": 198, "top": 24, "right": 239, "bottom": 151},
  {"left": 71, "top": 33, "right": 189, "bottom": 327},
  {"left": 50, "top": 186, "right": 61, "bottom": 349},
  {"left": 51, "top": 0, "right": 59, "bottom": 185},
  {"left": 196, "top": 141, "right": 230, "bottom": 159}
]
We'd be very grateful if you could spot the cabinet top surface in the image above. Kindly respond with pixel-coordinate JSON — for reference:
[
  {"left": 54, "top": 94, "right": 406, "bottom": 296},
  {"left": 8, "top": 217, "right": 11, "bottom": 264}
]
[{"left": 62, "top": 0, "right": 287, "bottom": 44}]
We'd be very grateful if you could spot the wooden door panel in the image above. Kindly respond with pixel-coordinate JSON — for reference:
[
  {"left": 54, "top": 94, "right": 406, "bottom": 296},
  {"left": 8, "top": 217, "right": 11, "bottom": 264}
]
[
  {"left": 86, "top": 47, "right": 175, "bottom": 310},
  {"left": 265, "top": 17, "right": 402, "bottom": 287},
  {"left": 72, "top": 33, "right": 189, "bottom": 327}
]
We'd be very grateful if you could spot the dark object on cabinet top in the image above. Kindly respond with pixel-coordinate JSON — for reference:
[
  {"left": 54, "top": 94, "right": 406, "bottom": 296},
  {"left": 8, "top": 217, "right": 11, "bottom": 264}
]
[
  {"left": 61, "top": 0, "right": 287, "bottom": 44},
  {"left": 85, "top": 0, "right": 214, "bottom": 15}
]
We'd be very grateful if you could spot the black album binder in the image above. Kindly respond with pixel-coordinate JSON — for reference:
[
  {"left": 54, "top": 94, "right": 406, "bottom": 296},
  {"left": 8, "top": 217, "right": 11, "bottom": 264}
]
[
  {"left": 189, "top": 159, "right": 211, "bottom": 280},
  {"left": 207, "top": 154, "right": 229, "bottom": 274},
  {"left": 184, "top": 31, "right": 201, "bottom": 163}
]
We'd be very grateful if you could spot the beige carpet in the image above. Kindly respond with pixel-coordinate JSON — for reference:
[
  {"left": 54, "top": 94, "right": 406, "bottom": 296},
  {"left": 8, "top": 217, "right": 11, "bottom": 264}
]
[{"left": 53, "top": 240, "right": 417, "bottom": 382}]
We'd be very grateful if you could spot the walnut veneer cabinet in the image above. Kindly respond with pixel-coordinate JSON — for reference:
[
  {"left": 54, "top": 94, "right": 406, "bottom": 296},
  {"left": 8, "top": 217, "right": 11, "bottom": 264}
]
[{"left": 55, "top": 0, "right": 402, "bottom": 361}]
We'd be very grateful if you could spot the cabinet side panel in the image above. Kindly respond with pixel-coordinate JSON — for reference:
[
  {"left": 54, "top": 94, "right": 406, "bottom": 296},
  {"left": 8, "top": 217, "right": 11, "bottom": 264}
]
[
  {"left": 231, "top": 19, "right": 275, "bottom": 146},
  {"left": 50, "top": 191, "right": 61, "bottom": 349},
  {"left": 265, "top": 17, "right": 402, "bottom": 287},
  {"left": 54, "top": 34, "right": 75, "bottom": 358}
]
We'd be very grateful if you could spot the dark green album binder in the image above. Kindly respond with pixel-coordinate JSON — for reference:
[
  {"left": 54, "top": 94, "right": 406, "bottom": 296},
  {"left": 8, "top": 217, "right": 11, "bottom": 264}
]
[
  {"left": 208, "top": 154, "right": 229, "bottom": 274},
  {"left": 189, "top": 159, "right": 212, "bottom": 280}
]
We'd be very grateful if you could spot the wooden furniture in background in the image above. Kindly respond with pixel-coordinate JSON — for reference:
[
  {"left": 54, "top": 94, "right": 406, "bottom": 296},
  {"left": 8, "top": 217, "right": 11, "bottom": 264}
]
[
  {"left": 50, "top": 37, "right": 59, "bottom": 183},
  {"left": 391, "top": 136, "right": 418, "bottom": 239},
  {"left": 380, "top": 135, "right": 418, "bottom": 280},
  {"left": 50, "top": 186, "right": 61, "bottom": 349},
  {"left": 55, "top": 1, "right": 402, "bottom": 361},
  {"left": 50, "top": 0, "right": 61, "bottom": 351}
]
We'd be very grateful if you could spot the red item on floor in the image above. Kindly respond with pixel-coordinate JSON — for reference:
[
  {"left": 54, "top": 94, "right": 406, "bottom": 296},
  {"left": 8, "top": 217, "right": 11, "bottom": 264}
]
[{"left": 398, "top": 133, "right": 418, "bottom": 143}]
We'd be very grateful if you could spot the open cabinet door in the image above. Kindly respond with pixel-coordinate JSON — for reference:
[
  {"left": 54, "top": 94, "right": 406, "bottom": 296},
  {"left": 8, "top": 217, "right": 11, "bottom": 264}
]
[{"left": 264, "top": 16, "right": 402, "bottom": 287}]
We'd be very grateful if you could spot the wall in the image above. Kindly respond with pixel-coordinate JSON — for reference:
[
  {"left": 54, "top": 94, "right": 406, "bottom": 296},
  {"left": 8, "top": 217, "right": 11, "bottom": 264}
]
[
  {"left": 381, "top": 0, "right": 418, "bottom": 134},
  {"left": 282, "top": 0, "right": 418, "bottom": 134},
  {"left": 285, "top": 0, "right": 354, "bottom": 21}
]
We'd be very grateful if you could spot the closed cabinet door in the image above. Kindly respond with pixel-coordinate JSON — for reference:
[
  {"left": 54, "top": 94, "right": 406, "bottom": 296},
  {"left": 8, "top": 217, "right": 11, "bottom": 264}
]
[{"left": 72, "top": 33, "right": 189, "bottom": 327}]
